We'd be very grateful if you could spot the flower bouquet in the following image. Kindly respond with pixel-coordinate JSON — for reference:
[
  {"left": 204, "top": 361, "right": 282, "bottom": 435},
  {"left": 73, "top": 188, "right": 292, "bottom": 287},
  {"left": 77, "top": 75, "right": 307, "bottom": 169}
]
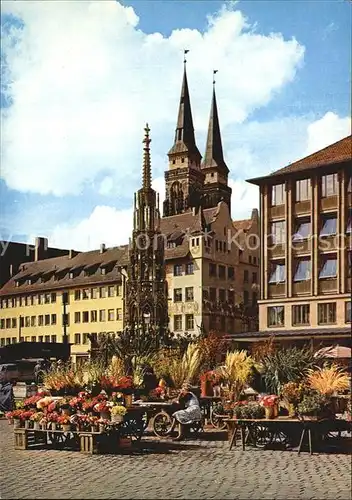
[
  {"left": 259, "top": 395, "right": 279, "bottom": 419},
  {"left": 46, "top": 411, "right": 59, "bottom": 430},
  {"left": 148, "top": 386, "right": 165, "bottom": 401},
  {"left": 36, "top": 396, "right": 54, "bottom": 411},
  {"left": 93, "top": 400, "right": 112, "bottom": 420},
  {"left": 98, "top": 418, "right": 109, "bottom": 433},
  {"left": 30, "top": 412, "right": 44, "bottom": 430},
  {"left": 57, "top": 414, "right": 71, "bottom": 432},
  {"left": 110, "top": 405, "right": 127, "bottom": 423},
  {"left": 23, "top": 395, "right": 44, "bottom": 409}
]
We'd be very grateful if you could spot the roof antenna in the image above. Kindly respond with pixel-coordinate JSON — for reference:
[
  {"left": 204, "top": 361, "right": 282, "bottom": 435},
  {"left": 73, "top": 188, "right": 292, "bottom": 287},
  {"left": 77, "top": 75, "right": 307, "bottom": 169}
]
[
  {"left": 184, "top": 49, "right": 189, "bottom": 66},
  {"left": 213, "top": 69, "right": 218, "bottom": 86}
]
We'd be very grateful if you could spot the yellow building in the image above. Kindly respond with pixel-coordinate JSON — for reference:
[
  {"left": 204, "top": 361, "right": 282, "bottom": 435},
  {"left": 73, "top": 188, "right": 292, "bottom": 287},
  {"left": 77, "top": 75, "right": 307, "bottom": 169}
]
[
  {"left": 0, "top": 245, "right": 127, "bottom": 364},
  {"left": 234, "top": 135, "right": 351, "bottom": 347}
]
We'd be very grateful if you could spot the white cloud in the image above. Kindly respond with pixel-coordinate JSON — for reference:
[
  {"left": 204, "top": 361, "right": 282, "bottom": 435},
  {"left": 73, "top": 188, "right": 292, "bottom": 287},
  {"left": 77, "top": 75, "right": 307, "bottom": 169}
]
[
  {"left": 306, "top": 112, "right": 351, "bottom": 155},
  {"left": 1, "top": 0, "right": 304, "bottom": 196}
]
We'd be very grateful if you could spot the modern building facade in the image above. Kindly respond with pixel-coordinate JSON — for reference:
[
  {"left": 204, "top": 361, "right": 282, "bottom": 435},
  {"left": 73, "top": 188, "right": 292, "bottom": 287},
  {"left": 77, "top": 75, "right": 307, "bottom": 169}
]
[{"left": 235, "top": 135, "right": 351, "bottom": 347}]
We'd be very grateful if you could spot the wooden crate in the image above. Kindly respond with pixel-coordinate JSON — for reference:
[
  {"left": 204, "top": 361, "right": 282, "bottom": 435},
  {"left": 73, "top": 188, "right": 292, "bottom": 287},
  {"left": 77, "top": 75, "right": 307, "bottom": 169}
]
[
  {"left": 79, "top": 432, "right": 100, "bottom": 454},
  {"left": 14, "top": 429, "right": 28, "bottom": 450}
]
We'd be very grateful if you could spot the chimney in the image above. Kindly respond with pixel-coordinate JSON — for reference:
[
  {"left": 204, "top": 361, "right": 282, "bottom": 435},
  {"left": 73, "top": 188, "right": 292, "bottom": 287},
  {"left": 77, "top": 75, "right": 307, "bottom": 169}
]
[
  {"left": 100, "top": 243, "right": 106, "bottom": 254},
  {"left": 69, "top": 249, "right": 78, "bottom": 259},
  {"left": 34, "top": 237, "right": 48, "bottom": 262},
  {"left": 251, "top": 208, "right": 259, "bottom": 221}
]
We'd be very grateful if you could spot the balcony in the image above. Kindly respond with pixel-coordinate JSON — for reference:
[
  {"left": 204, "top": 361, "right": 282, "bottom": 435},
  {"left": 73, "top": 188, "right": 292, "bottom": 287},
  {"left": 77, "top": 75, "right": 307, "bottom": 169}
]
[
  {"left": 292, "top": 280, "right": 311, "bottom": 296},
  {"left": 268, "top": 243, "right": 285, "bottom": 259},
  {"left": 321, "top": 195, "right": 338, "bottom": 211},
  {"left": 294, "top": 200, "right": 311, "bottom": 216},
  {"left": 268, "top": 283, "right": 286, "bottom": 298},
  {"left": 269, "top": 205, "right": 285, "bottom": 220},
  {"left": 292, "top": 238, "right": 311, "bottom": 255},
  {"left": 319, "top": 279, "right": 338, "bottom": 295}
]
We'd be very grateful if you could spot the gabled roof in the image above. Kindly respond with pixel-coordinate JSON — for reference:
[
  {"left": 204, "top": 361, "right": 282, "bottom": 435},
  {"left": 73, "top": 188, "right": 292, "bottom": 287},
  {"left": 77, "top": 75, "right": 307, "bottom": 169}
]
[{"left": 247, "top": 135, "right": 351, "bottom": 185}]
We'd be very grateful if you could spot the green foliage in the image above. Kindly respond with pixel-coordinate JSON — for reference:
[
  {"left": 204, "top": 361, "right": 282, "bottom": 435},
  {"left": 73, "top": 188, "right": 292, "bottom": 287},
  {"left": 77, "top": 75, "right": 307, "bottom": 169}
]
[
  {"left": 234, "top": 402, "right": 265, "bottom": 419},
  {"left": 260, "top": 347, "right": 316, "bottom": 395},
  {"left": 297, "top": 391, "right": 328, "bottom": 416}
]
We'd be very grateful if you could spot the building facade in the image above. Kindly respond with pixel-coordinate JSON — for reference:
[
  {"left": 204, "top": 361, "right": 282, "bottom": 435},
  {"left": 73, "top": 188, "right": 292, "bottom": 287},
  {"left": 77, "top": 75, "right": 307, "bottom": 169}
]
[
  {"left": 0, "top": 65, "right": 260, "bottom": 360},
  {"left": 236, "top": 135, "right": 351, "bottom": 347}
]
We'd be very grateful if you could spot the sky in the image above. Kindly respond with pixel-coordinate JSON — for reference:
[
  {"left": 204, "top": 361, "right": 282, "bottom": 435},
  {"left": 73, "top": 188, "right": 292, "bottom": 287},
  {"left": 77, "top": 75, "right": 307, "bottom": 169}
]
[{"left": 0, "top": 0, "right": 351, "bottom": 251}]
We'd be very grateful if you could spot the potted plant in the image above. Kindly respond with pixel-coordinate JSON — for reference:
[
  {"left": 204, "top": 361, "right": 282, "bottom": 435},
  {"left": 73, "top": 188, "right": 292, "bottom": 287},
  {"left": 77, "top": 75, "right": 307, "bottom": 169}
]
[
  {"left": 98, "top": 418, "right": 108, "bottom": 433},
  {"left": 297, "top": 391, "right": 328, "bottom": 420},
  {"left": 93, "top": 401, "right": 112, "bottom": 420},
  {"left": 47, "top": 412, "right": 59, "bottom": 430},
  {"left": 22, "top": 410, "right": 35, "bottom": 429},
  {"left": 89, "top": 415, "right": 99, "bottom": 432},
  {"left": 12, "top": 410, "right": 24, "bottom": 429},
  {"left": 217, "top": 351, "right": 254, "bottom": 402},
  {"left": 110, "top": 405, "right": 127, "bottom": 423},
  {"left": 280, "top": 382, "right": 305, "bottom": 417},
  {"left": 57, "top": 414, "right": 71, "bottom": 432}
]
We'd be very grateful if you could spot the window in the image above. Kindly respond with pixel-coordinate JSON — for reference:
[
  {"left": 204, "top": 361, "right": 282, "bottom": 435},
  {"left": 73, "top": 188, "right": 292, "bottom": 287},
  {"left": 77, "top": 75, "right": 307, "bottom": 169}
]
[
  {"left": 185, "top": 314, "right": 194, "bottom": 330},
  {"left": 51, "top": 314, "right": 57, "bottom": 325},
  {"left": 108, "top": 309, "right": 115, "bottom": 321},
  {"left": 209, "top": 288, "right": 216, "bottom": 302},
  {"left": 252, "top": 292, "right": 258, "bottom": 306},
  {"left": 319, "top": 257, "right": 337, "bottom": 279},
  {"left": 185, "top": 287, "right": 194, "bottom": 302},
  {"left": 252, "top": 272, "right": 257, "bottom": 284},
  {"left": 348, "top": 177, "right": 352, "bottom": 193},
  {"left": 348, "top": 252, "right": 352, "bottom": 277},
  {"left": 82, "top": 311, "right": 89, "bottom": 323},
  {"left": 11, "top": 318, "right": 16, "bottom": 328},
  {"left": 228, "top": 267, "right": 234, "bottom": 280},
  {"left": 320, "top": 214, "right": 337, "bottom": 236},
  {"left": 209, "top": 263, "right": 217, "bottom": 277},
  {"left": 30, "top": 296, "right": 35, "bottom": 306},
  {"left": 271, "top": 184, "right": 285, "bottom": 206},
  {"left": 44, "top": 294, "right": 50, "bottom": 304},
  {"left": 38, "top": 315, "right": 44, "bottom": 326},
  {"left": 174, "top": 315, "right": 182, "bottom": 331},
  {"left": 20, "top": 317, "right": 24, "bottom": 328},
  {"left": 91, "top": 310, "right": 97, "bottom": 322},
  {"left": 100, "top": 287, "right": 107, "bottom": 298},
  {"left": 74, "top": 333, "right": 81, "bottom": 345},
  {"left": 44, "top": 335, "right": 50, "bottom": 343},
  {"left": 31, "top": 316, "right": 36, "bottom": 327},
  {"left": 249, "top": 255, "right": 252, "bottom": 264},
  {"left": 218, "top": 265, "right": 226, "bottom": 279},
  {"left": 228, "top": 290, "right": 234, "bottom": 304},
  {"left": 38, "top": 336, "right": 43, "bottom": 342},
  {"left": 45, "top": 315, "right": 50, "bottom": 326},
  {"left": 268, "top": 306, "right": 284, "bottom": 327},
  {"left": 0, "top": 319, "right": 4, "bottom": 329},
  {"left": 293, "top": 219, "right": 311, "bottom": 241},
  {"left": 243, "top": 270, "right": 249, "bottom": 283},
  {"left": 116, "top": 308, "right": 122, "bottom": 320},
  {"left": 174, "top": 264, "right": 182, "bottom": 276},
  {"left": 82, "top": 289, "right": 89, "bottom": 300},
  {"left": 31, "top": 336, "right": 36, "bottom": 343},
  {"left": 219, "top": 289, "right": 225, "bottom": 303},
  {"left": 75, "top": 312, "right": 81, "bottom": 324},
  {"left": 82, "top": 333, "right": 89, "bottom": 345},
  {"left": 51, "top": 293, "right": 56, "bottom": 303},
  {"left": 269, "top": 262, "right": 285, "bottom": 284},
  {"left": 116, "top": 286, "right": 121, "bottom": 296},
  {"left": 321, "top": 173, "right": 338, "bottom": 197},
  {"left": 347, "top": 210, "right": 352, "bottom": 234},
  {"left": 74, "top": 290, "right": 81, "bottom": 301},
  {"left": 292, "top": 305, "right": 310, "bottom": 326},
  {"left": 108, "top": 286, "right": 115, "bottom": 297},
  {"left": 318, "top": 303, "right": 336, "bottom": 324},
  {"left": 220, "top": 316, "right": 225, "bottom": 332},
  {"left": 51, "top": 335, "right": 57, "bottom": 343},
  {"left": 99, "top": 310, "right": 106, "bottom": 322},
  {"left": 294, "top": 259, "right": 311, "bottom": 282},
  {"left": 243, "top": 290, "right": 249, "bottom": 305},
  {"left": 6, "top": 318, "right": 11, "bottom": 328},
  {"left": 296, "top": 179, "right": 311, "bottom": 202},
  {"left": 271, "top": 221, "right": 286, "bottom": 244},
  {"left": 346, "top": 302, "right": 351, "bottom": 323},
  {"left": 186, "top": 262, "right": 194, "bottom": 275},
  {"left": 91, "top": 288, "right": 98, "bottom": 299},
  {"left": 174, "top": 288, "right": 182, "bottom": 302}
]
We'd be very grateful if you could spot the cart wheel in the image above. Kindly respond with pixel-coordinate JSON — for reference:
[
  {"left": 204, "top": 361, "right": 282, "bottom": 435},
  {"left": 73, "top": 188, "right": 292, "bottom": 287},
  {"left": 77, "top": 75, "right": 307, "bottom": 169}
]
[
  {"left": 141, "top": 411, "right": 149, "bottom": 431},
  {"left": 253, "top": 424, "right": 273, "bottom": 448},
  {"left": 152, "top": 411, "right": 173, "bottom": 437},
  {"left": 210, "top": 410, "right": 227, "bottom": 430}
]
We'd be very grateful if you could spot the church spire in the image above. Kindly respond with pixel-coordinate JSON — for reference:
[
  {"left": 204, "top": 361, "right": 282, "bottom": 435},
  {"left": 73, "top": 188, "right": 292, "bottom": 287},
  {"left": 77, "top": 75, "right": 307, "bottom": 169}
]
[
  {"left": 202, "top": 72, "right": 229, "bottom": 174},
  {"left": 168, "top": 51, "right": 201, "bottom": 157},
  {"left": 142, "top": 123, "right": 151, "bottom": 189}
]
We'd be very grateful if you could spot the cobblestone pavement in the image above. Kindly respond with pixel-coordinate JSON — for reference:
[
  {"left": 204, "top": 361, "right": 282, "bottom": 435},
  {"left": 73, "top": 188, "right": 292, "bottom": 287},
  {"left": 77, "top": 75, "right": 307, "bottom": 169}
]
[{"left": 0, "top": 420, "right": 351, "bottom": 500}]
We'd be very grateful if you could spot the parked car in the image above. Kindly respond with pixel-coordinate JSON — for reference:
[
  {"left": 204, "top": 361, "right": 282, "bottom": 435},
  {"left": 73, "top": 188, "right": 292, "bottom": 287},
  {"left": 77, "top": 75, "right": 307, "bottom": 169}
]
[{"left": 0, "top": 361, "right": 35, "bottom": 384}]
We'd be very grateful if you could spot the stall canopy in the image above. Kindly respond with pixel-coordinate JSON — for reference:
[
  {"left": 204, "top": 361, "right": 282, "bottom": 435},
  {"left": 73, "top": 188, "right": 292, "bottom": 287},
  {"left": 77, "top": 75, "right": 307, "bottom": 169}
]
[
  {"left": 314, "top": 345, "right": 351, "bottom": 359},
  {"left": 0, "top": 342, "right": 71, "bottom": 363}
]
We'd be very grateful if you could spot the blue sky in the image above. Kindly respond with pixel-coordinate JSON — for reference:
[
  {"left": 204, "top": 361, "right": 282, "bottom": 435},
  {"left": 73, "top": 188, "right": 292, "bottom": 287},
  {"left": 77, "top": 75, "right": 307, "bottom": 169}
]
[{"left": 0, "top": 0, "right": 350, "bottom": 250}]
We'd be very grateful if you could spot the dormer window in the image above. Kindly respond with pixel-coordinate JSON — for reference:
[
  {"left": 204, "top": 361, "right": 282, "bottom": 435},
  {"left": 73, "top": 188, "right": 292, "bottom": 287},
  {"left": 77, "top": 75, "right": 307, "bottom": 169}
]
[
  {"left": 27, "top": 279, "right": 32, "bottom": 285},
  {"left": 101, "top": 268, "right": 106, "bottom": 275},
  {"left": 69, "top": 272, "right": 74, "bottom": 279}
]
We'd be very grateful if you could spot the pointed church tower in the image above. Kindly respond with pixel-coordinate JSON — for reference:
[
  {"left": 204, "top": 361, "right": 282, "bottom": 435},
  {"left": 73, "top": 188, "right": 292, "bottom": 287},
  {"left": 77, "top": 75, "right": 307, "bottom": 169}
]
[
  {"left": 126, "top": 124, "right": 168, "bottom": 333},
  {"left": 163, "top": 53, "right": 204, "bottom": 216},
  {"left": 201, "top": 73, "right": 232, "bottom": 212}
]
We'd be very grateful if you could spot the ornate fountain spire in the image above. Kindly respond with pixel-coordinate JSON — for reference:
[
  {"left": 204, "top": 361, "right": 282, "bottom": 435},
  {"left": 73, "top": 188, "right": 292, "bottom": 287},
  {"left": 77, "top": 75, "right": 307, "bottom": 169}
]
[{"left": 142, "top": 123, "right": 151, "bottom": 190}]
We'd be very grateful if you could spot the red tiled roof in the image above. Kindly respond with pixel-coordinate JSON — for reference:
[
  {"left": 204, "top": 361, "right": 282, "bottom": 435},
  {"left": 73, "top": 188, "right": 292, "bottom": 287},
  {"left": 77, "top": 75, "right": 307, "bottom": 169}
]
[{"left": 248, "top": 135, "right": 352, "bottom": 184}]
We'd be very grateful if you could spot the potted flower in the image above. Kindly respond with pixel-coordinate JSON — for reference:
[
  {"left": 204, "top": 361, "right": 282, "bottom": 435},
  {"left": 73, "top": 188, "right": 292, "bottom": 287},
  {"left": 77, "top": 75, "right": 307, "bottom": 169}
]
[
  {"left": 12, "top": 410, "right": 24, "bottom": 429},
  {"left": 47, "top": 411, "right": 59, "bottom": 430},
  {"left": 57, "top": 414, "right": 71, "bottom": 432},
  {"left": 259, "top": 395, "right": 279, "bottom": 419},
  {"left": 22, "top": 410, "right": 35, "bottom": 429},
  {"left": 110, "top": 405, "right": 127, "bottom": 423},
  {"left": 30, "top": 412, "right": 44, "bottom": 430},
  {"left": 93, "top": 401, "right": 111, "bottom": 420},
  {"left": 297, "top": 391, "right": 328, "bottom": 420},
  {"left": 89, "top": 415, "right": 99, "bottom": 432},
  {"left": 98, "top": 418, "right": 108, "bottom": 433}
]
